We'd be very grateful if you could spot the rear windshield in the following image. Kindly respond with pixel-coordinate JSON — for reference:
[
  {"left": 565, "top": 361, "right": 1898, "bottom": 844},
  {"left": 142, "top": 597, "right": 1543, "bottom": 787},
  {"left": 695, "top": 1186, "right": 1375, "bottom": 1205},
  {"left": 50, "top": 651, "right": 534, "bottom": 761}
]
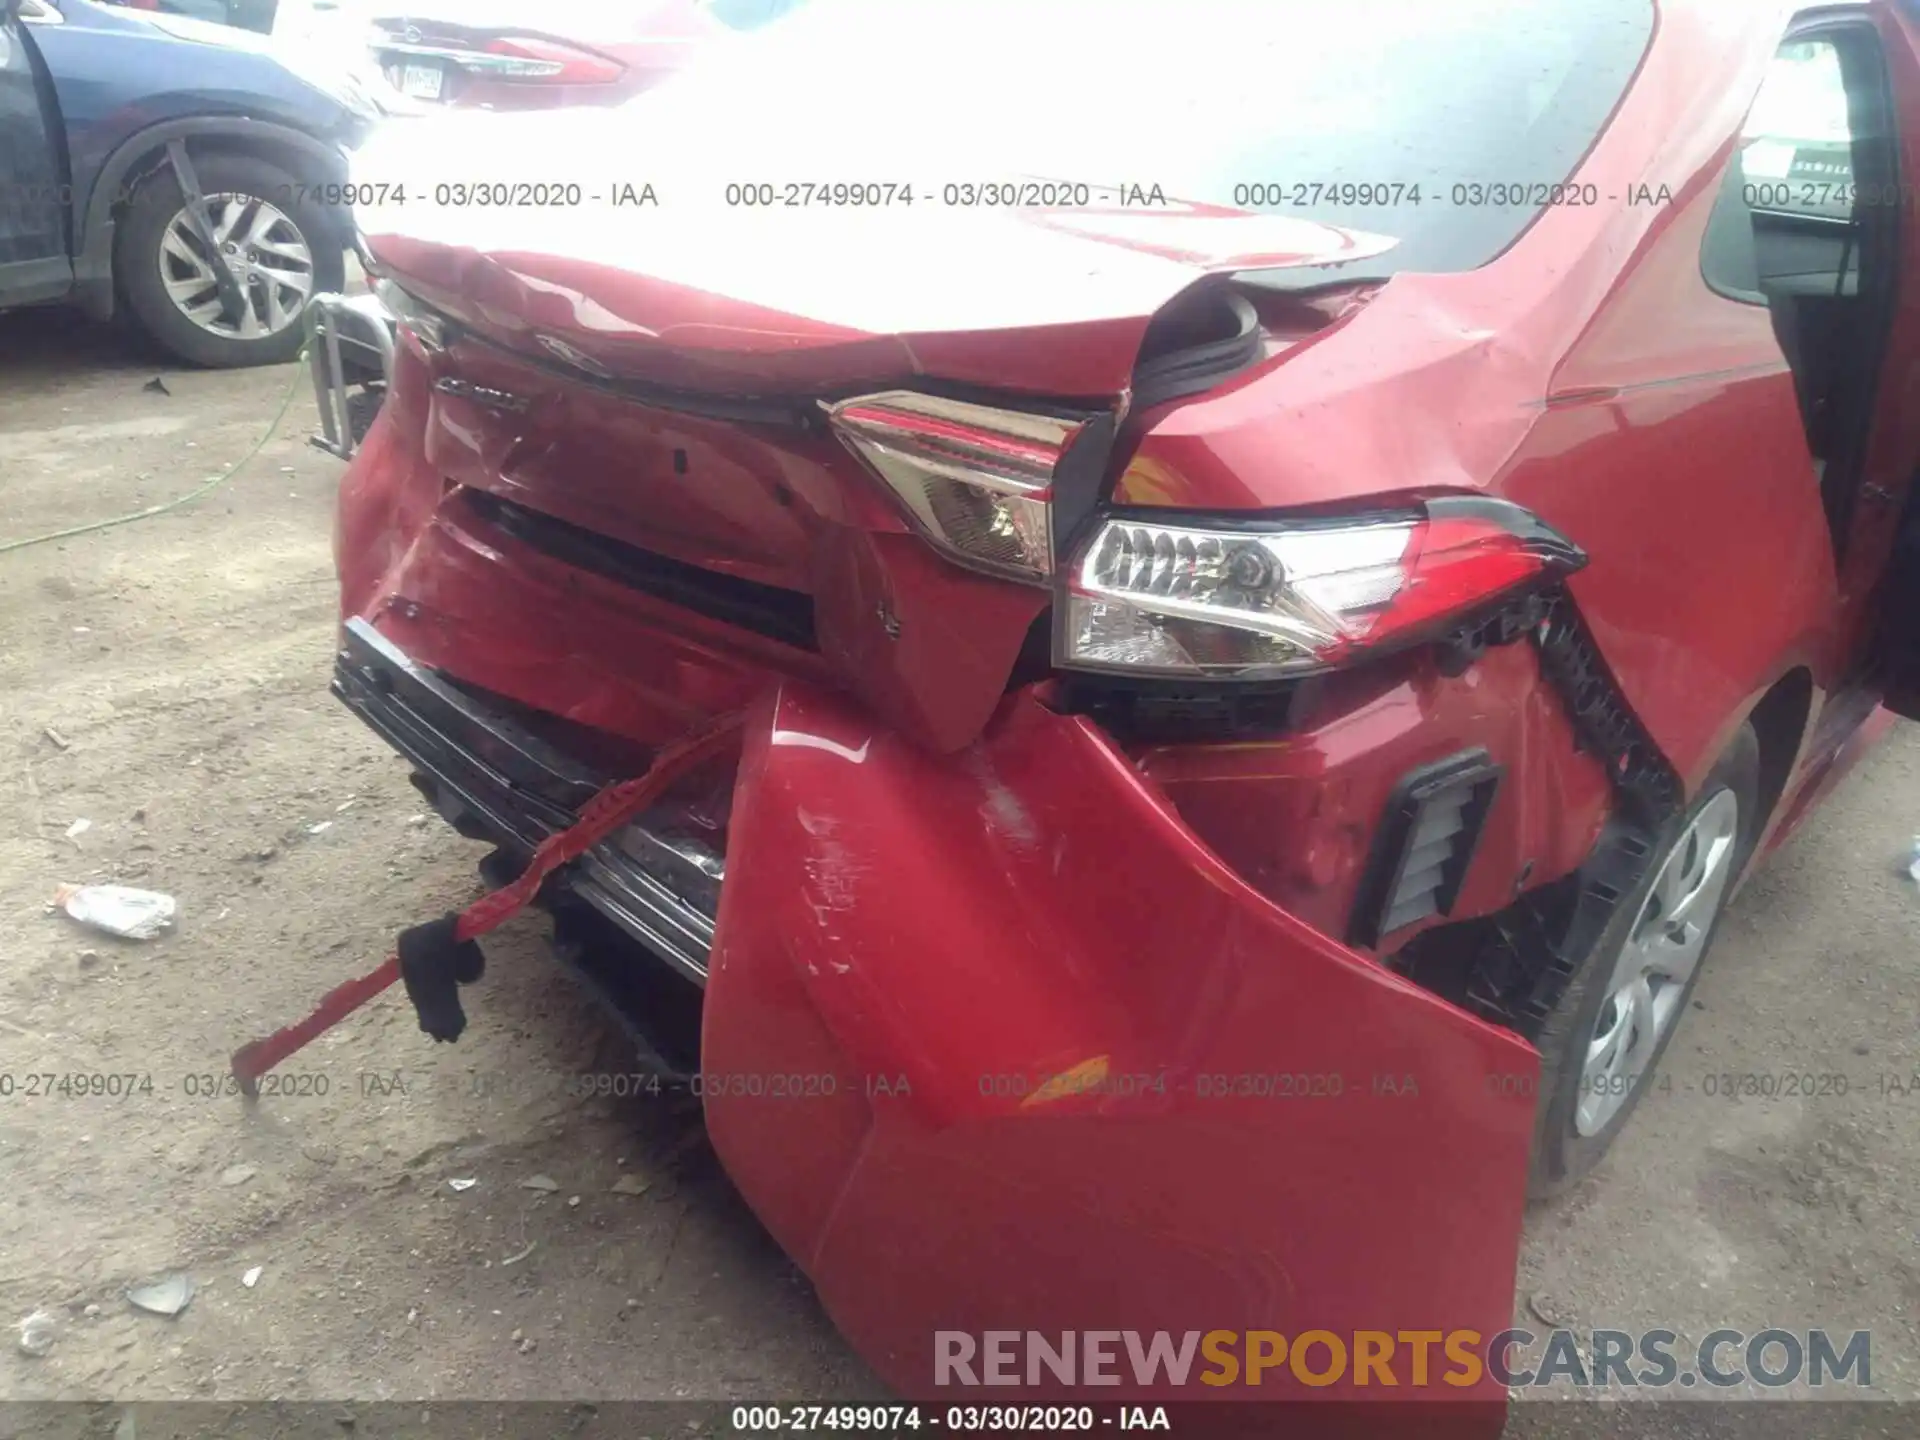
[
  {"left": 667, "top": 0, "right": 1654, "bottom": 281},
  {"left": 700, "top": 0, "right": 810, "bottom": 29}
]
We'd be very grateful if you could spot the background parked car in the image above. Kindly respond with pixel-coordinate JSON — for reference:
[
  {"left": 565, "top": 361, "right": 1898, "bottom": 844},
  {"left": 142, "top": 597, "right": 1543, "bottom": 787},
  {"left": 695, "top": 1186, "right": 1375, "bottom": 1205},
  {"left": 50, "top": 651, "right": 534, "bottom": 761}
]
[
  {"left": 97, "top": 0, "right": 278, "bottom": 34},
  {"left": 0, "top": 0, "right": 377, "bottom": 365},
  {"left": 364, "top": 0, "right": 806, "bottom": 109}
]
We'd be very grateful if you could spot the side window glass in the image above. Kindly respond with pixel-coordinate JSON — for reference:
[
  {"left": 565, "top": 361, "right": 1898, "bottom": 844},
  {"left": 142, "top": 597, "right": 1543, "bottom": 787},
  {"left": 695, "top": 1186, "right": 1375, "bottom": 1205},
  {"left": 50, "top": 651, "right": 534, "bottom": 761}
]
[
  {"left": 1742, "top": 41, "right": 1855, "bottom": 223},
  {"left": 1701, "top": 24, "right": 1901, "bottom": 551},
  {"left": 1702, "top": 38, "right": 1859, "bottom": 299}
]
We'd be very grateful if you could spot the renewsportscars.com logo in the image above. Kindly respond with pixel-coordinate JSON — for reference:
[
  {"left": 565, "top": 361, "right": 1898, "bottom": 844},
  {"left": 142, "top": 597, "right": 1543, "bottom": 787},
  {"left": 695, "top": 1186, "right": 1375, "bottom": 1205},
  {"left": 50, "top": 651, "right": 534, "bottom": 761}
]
[{"left": 934, "top": 1329, "right": 1872, "bottom": 1390}]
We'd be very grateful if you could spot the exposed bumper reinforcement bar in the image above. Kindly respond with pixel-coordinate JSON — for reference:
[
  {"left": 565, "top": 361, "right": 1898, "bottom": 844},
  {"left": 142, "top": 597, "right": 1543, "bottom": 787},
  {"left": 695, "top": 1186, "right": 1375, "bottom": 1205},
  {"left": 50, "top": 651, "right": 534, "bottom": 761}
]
[{"left": 330, "top": 617, "right": 722, "bottom": 987}]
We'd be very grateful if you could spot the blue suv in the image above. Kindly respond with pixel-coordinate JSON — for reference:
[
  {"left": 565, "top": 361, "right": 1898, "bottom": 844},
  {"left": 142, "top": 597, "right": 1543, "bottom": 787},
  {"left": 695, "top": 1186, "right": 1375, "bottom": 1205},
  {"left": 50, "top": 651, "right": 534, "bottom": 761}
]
[{"left": 0, "top": 0, "right": 377, "bottom": 365}]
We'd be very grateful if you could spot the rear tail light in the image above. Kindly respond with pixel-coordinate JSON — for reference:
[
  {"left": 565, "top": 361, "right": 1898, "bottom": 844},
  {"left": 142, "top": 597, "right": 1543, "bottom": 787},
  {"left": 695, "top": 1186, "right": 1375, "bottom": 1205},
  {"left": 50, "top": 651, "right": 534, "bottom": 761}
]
[
  {"left": 828, "top": 388, "right": 1580, "bottom": 677},
  {"left": 478, "top": 36, "right": 626, "bottom": 85},
  {"left": 826, "top": 391, "right": 1089, "bottom": 584},
  {"left": 1058, "top": 497, "right": 1584, "bottom": 680}
]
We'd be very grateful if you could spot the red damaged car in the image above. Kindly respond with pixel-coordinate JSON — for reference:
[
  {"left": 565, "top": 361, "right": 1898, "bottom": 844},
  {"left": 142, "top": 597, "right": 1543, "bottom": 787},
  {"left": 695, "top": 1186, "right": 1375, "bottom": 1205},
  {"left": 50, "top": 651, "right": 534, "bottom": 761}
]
[{"left": 318, "top": 0, "right": 1920, "bottom": 1409}]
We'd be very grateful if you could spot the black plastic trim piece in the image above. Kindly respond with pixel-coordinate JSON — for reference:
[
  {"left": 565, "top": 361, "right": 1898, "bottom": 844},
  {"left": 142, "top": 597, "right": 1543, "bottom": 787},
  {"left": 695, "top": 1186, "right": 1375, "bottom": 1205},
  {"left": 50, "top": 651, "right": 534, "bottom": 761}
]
[
  {"left": 1530, "top": 590, "right": 1682, "bottom": 828},
  {"left": 1434, "top": 590, "right": 1555, "bottom": 677},
  {"left": 1461, "top": 817, "right": 1654, "bottom": 1038},
  {"left": 1048, "top": 410, "right": 1122, "bottom": 565},
  {"left": 1054, "top": 673, "right": 1303, "bottom": 743},
  {"left": 463, "top": 490, "right": 817, "bottom": 652},
  {"left": 1131, "top": 285, "right": 1264, "bottom": 410},
  {"left": 1349, "top": 750, "right": 1504, "bottom": 950},
  {"left": 1433, "top": 587, "right": 1684, "bottom": 1036}
]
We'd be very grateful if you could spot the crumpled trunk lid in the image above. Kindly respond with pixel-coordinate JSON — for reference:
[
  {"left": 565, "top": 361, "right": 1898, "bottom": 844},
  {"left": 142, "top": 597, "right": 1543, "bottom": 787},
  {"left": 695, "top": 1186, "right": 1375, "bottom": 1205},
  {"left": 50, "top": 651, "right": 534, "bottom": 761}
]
[
  {"left": 345, "top": 110, "right": 1394, "bottom": 752},
  {"left": 377, "top": 327, "right": 1063, "bottom": 753},
  {"left": 349, "top": 103, "right": 1394, "bottom": 396}
]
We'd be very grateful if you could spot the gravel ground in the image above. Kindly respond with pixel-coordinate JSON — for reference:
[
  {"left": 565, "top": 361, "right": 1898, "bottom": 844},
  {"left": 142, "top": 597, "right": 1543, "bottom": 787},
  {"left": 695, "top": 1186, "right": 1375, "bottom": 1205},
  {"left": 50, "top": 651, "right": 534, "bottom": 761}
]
[
  {"left": 0, "top": 313, "right": 877, "bottom": 1409},
  {"left": 1, "top": 309, "right": 1914, "bottom": 1434}
]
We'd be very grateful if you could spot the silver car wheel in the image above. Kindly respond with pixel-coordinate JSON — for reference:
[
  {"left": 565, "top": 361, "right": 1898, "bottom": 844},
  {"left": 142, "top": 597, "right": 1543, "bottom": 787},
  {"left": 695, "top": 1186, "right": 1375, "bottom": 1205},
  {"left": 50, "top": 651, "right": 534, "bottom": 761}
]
[
  {"left": 1573, "top": 788, "right": 1740, "bottom": 1137},
  {"left": 159, "top": 193, "right": 315, "bottom": 341}
]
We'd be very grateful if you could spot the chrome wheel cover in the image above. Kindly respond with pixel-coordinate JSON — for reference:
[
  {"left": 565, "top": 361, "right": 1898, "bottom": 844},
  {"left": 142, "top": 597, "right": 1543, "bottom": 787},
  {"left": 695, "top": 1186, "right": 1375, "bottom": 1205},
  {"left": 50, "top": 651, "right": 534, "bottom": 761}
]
[
  {"left": 1574, "top": 788, "right": 1740, "bottom": 1137},
  {"left": 159, "top": 193, "right": 315, "bottom": 340}
]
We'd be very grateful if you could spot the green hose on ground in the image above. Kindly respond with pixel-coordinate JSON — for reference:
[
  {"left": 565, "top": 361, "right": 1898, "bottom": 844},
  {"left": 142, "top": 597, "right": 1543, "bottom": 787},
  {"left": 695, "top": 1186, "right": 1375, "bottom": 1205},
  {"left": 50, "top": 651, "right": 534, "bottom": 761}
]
[{"left": 0, "top": 352, "right": 309, "bottom": 557}]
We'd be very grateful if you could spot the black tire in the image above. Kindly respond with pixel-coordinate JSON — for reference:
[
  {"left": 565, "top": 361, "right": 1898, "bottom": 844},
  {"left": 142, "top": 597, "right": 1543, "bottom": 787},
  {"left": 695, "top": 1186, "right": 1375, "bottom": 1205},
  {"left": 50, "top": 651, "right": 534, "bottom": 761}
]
[
  {"left": 115, "top": 152, "right": 344, "bottom": 369},
  {"left": 347, "top": 384, "right": 387, "bottom": 447},
  {"left": 1528, "top": 724, "right": 1761, "bottom": 1197}
]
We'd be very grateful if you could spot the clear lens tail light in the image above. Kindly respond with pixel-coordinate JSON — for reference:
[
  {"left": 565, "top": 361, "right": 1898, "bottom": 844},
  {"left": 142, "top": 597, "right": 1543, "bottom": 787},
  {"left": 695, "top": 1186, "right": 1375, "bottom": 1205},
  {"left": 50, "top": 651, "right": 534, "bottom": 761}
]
[
  {"left": 1059, "top": 497, "right": 1584, "bottom": 679},
  {"left": 828, "top": 385, "right": 1580, "bottom": 679},
  {"left": 825, "top": 391, "right": 1090, "bottom": 584}
]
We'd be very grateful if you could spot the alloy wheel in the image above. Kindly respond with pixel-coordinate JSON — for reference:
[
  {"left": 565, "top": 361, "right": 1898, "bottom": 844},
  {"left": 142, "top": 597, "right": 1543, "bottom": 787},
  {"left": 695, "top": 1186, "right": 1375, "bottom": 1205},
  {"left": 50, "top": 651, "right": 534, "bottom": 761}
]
[
  {"left": 1573, "top": 788, "right": 1740, "bottom": 1137},
  {"left": 158, "top": 194, "right": 315, "bottom": 341}
]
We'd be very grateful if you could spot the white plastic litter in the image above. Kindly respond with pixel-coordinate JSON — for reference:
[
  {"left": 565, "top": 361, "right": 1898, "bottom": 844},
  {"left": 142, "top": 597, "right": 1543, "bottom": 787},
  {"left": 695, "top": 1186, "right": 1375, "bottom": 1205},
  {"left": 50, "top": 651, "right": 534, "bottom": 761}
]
[
  {"left": 1907, "top": 836, "right": 1920, "bottom": 882},
  {"left": 53, "top": 884, "right": 176, "bottom": 941},
  {"left": 16, "top": 1309, "right": 55, "bottom": 1358},
  {"left": 65, "top": 818, "right": 92, "bottom": 839},
  {"left": 242, "top": 1266, "right": 263, "bottom": 1289},
  {"left": 126, "top": 1273, "right": 195, "bottom": 1317},
  {"left": 447, "top": 1178, "right": 477, "bottom": 1192}
]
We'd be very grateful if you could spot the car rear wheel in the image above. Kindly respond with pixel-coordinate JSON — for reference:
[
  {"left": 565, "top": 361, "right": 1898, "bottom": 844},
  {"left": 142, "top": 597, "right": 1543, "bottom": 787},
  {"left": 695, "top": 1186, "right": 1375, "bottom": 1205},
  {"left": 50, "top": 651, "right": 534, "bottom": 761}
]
[
  {"left": 116, "top": 153, "right": 344, "bottom": 368},
  {"left": 1528, "top": 723, "right": 1760, "bottom": 1197}
]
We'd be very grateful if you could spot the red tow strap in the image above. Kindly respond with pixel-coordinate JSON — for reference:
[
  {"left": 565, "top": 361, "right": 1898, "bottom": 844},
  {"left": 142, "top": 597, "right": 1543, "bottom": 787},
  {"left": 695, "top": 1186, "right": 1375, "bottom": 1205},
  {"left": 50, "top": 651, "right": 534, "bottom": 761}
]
[{"left": 228, "top": 712, "right": 744, "bottom": 1097}]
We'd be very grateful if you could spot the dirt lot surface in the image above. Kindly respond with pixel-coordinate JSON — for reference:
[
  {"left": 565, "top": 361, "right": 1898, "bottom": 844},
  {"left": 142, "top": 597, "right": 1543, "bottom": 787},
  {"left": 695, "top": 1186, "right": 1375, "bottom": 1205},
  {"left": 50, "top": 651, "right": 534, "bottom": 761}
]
[
  {"left": 0, "top": 315, "right": 878, "bottom": 1411},
  {"left": 1, "top": 311, "right": 1916, "bottom": 1432}
]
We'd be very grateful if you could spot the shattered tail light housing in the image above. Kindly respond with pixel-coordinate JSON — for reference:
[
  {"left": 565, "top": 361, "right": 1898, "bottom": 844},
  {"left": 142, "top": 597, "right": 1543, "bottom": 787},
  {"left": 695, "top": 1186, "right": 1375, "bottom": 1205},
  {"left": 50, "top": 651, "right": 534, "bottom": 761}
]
[
  {"left": 1059, "top": 497, "right": 1585, "bottom": 679},
  {"left": 826, "top": 392, "right": 1089, "bottom": 584}
]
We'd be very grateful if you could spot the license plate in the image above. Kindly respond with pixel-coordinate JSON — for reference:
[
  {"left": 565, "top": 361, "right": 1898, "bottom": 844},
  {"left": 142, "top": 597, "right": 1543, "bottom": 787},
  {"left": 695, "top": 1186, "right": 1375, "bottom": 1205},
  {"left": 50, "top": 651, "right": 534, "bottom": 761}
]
[{"left": 399, "top": 63, "right": 444, "bottom": 99}]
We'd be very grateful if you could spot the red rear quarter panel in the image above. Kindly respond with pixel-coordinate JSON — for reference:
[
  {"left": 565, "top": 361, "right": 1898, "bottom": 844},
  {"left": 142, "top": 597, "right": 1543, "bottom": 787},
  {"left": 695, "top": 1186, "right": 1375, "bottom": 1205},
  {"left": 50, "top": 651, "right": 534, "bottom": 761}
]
[
  {"left": 703, "top": 685, "right": 1537, "bottom": 1401},
  {"left": 1116, "top": 0, "right": 1824, "bottom": 794}
]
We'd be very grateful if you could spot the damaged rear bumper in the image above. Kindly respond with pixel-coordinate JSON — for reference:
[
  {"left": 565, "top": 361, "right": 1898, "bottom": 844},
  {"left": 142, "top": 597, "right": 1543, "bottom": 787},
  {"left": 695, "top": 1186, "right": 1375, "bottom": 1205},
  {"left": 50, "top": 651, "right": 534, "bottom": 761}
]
[
  {"left": 333, "top": 616, "right": 1539, "bottom": 1406},
  {"left": 706, "top": 683, "right": 1538, "bottom": 1403},
  {"left": 331, "top": 618, "right": 725, "bottom": 1069}
]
